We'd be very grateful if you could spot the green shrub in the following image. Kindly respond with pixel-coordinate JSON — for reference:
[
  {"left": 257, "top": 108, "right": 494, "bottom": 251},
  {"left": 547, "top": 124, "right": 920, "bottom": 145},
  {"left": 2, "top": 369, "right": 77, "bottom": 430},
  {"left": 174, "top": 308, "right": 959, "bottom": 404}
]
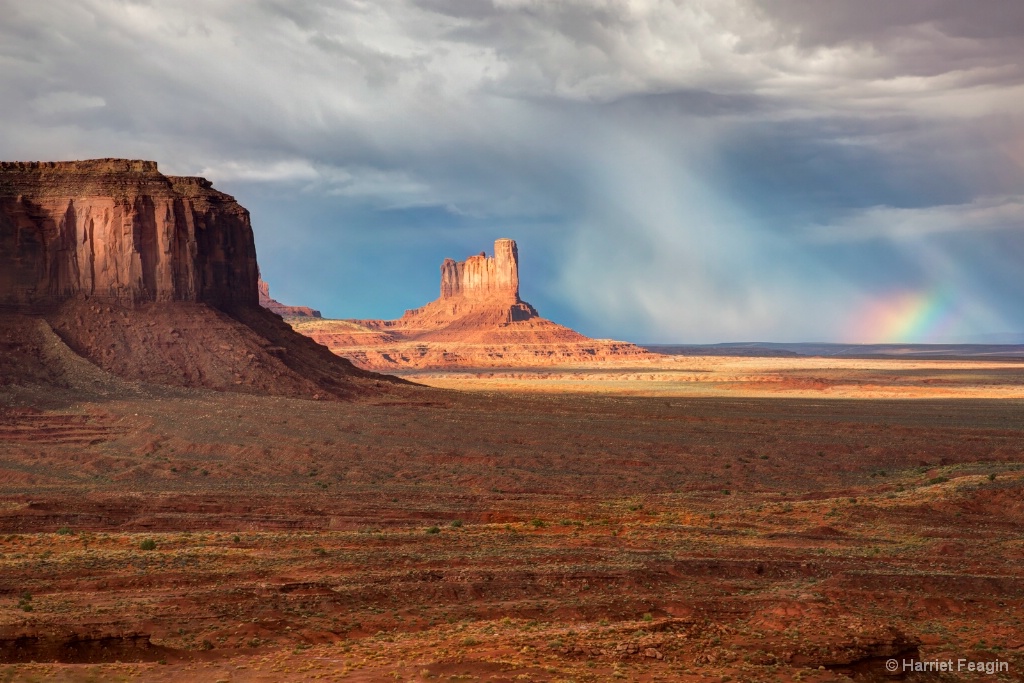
[
  {"left": 450, "top": 520, "right": 463, "bottom": 528},
  {"left": 426, "top": 526, "right": 440, "bottom": 534},
  {"left": 140, "top": 539, "right": 157, "bottom": 551}
]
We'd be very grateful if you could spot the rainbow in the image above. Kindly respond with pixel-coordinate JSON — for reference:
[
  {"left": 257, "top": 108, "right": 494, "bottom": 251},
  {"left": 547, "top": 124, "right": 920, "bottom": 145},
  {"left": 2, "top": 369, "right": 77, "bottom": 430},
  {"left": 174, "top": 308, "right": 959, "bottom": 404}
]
[{"left": 845, "top": 289, "right": 960, "bottom": 344}]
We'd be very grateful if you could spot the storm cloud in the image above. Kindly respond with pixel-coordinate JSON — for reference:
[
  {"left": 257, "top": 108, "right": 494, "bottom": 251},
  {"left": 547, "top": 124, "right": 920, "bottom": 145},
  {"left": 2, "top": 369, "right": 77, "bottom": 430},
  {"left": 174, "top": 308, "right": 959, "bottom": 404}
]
[{"left": 2, "top": 0, "right": 1022, "bottom": 341}]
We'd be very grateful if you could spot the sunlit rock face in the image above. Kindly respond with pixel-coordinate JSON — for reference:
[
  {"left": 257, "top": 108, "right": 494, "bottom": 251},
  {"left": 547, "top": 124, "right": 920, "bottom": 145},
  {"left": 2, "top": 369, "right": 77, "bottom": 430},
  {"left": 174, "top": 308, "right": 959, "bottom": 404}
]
[
  {"left": 354, "top": 239, "right": 555, "bottom": 342},
  {"left": 0, "top": 159, "right": 258, "bottom": 309},
  {"left": 440, "top": 238, "right": 520, "bottom": 301},
  {"left": 293, "top": 239, "right": 653, "bottom": 369}
]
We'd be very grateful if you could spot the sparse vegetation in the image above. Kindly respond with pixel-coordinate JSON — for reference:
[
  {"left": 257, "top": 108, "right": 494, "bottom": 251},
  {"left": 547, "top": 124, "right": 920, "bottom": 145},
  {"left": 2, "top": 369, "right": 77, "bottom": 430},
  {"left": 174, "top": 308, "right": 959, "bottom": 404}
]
[{"left": 0, "top": 356, "right": 1021, "bottom": 680}]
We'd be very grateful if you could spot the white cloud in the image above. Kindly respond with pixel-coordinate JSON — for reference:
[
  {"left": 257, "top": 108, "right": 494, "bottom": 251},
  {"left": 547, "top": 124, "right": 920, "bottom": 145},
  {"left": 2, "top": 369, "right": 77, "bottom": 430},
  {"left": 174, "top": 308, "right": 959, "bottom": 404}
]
[{"left": 197, "top": 159, "right": 319, "bottom": 183}]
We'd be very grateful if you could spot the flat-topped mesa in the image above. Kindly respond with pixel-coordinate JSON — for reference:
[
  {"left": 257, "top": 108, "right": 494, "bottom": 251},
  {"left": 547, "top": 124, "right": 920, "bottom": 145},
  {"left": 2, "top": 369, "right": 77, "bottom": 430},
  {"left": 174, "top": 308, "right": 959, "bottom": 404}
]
[
  {"left": 0, "top": 158, "right": 400, "bottom": 398},
  {"left": 440, "top": 238, "right": 520, "bottom": 301},
  {"left": 0, "top": 158, "right": 257, "bottom": 309}
]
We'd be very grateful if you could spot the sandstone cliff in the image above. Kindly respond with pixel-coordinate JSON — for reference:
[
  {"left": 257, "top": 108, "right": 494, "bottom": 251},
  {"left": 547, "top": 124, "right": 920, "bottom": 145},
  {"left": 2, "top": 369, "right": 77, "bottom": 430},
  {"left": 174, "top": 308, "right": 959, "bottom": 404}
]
[
  {"left": 440, "top": 238, "right": 519, "bottom": 301},
  {"left": 0, "top": 159, "right": 257, "bottom": 309},
  {"left": 0, "top": 159, "right": 401, "bottom": 398}
]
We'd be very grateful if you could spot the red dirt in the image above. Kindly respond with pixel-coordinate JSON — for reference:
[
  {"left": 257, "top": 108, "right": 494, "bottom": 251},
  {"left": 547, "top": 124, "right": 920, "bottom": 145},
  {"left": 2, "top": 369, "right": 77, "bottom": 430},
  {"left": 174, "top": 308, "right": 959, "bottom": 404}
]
[
  {"left": 1, "top": 364, "right": 1023, "bottom": 680},
  {"left": 2, "top": 304, "right": 407, "bottom": 401}
]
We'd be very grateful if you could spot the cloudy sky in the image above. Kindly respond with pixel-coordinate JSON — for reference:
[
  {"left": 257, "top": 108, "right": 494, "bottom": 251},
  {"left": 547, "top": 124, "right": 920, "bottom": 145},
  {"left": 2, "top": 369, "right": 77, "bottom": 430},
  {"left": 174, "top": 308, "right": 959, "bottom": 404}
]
[{"left": 2, "top": 0, "right": 1023, "bottom": 342}]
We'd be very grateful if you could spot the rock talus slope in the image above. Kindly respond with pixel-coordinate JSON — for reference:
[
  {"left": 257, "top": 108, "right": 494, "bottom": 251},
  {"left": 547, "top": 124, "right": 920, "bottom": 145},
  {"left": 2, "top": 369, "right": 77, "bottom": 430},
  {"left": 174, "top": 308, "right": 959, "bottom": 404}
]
[
  {"left": 0, "top": 159, "right": 399, "bottom": 398},
  {"left": 294, "top": 239, "right": 651, "bottom": 369}
]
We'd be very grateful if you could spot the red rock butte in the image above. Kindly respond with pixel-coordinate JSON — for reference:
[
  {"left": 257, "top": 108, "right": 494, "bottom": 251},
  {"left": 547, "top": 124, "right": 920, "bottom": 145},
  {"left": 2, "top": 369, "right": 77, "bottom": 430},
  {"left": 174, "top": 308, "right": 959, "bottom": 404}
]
[
  {"left": 289, "top": 239, "right": 650, "bottom": 368},
  {"left": 356, "top": 238, "right": 558, "bottom": 343},
  {"left": 0, "top": 159, "right": 400, "bottom": 398}
]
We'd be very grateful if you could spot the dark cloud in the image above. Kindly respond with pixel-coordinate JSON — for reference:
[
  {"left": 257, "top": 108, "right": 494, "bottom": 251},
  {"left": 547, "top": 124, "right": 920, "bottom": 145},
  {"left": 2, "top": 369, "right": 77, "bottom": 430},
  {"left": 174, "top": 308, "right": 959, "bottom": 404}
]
[
  {"left": 1, "top": 0, "right": 1023, "bottom": 341},
  {"left": 757, "top": 0, "right": 1024, "bottom": 45}
]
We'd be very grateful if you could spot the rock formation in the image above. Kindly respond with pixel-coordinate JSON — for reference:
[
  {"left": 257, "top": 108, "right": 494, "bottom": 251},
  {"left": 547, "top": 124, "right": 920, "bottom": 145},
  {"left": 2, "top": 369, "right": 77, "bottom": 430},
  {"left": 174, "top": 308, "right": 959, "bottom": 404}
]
[
  {"left": 0, "top": 159, "right": 399, "bottom": 398},
  {"left": 353, "top": 239, "right": 573, "bottom": 343},
  {"left": 293, "top": 239, "right": 651, "bottom": 369},
  {"left": 258, "top": 275, "right": 321, "bottom": 319},
  {"left": 0, "top": 159, "right": 257, "bottom": 309},
  {"left": 440, "top": 238, "right": 520, "bottom": 301}
]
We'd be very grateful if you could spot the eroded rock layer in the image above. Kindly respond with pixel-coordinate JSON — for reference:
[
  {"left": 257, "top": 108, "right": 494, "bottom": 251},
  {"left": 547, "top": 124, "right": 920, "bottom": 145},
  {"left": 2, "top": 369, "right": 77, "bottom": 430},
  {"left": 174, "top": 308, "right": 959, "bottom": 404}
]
[
  {"left": 294, "top": 239, "right": 651, "bottom": 369},
  {"left": 0, "top": 159, "right": 257, "bottom": 309}
]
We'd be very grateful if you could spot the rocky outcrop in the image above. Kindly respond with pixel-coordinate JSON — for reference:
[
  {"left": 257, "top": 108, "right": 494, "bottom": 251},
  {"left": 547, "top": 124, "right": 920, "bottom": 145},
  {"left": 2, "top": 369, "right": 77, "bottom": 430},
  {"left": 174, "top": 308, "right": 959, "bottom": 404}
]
[
  {"left": 440, "top": 238, "right": 520, "bottom": 301},
  {"left": 0, "top": 159, "right": 403, "bottom": 398},
  {"left": 293, "top": 239, "right": 652, "bottom": 369},
  {"left": 258, "top": 276, "right": 321, "bottom": 318},
  {"left": 0, "top": 159, "right": 257, "bottom": 309},
  {"left": 355, "top": 239, "right": 547, "bottom": 341}
]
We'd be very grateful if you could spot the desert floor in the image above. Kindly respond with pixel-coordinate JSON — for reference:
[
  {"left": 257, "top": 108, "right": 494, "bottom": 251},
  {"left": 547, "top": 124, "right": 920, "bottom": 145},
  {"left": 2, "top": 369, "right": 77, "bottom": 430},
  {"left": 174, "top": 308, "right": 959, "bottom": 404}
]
[
  {"left": 390, "top": 355, "right": 1024, "bottom": 400},
  {"left": 1, "top": 356, "right": 1023, "bottom": 681}
]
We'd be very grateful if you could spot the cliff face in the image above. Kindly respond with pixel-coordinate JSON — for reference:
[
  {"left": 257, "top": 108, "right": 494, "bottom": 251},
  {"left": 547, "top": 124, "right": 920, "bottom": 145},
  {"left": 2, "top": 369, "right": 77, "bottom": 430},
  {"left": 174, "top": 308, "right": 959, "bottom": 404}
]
[
  {"left": 0, "top": 159, "right": 402, "bottom": 398},
  {"left": 386, "top": 239, "right": 539, "bottom": 335},
  {"left": 440, "top": 238, "right": 520, "bottom": 301},
  {"left": 0, "top": 159, "right": 257, "bottom": 309}
]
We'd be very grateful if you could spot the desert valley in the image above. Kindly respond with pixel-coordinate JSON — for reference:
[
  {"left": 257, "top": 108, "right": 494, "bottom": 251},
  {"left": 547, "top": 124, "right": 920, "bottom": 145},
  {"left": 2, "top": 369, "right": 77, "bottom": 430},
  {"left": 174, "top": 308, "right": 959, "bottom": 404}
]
[{"left": 0, "top": 159, "right": 1022, "bottom": 683}]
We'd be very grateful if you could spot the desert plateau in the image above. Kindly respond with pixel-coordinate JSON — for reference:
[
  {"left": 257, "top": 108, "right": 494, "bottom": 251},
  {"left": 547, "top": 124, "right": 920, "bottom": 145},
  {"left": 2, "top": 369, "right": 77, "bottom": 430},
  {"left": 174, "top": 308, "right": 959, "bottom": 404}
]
[{"left": 1, "top": 158, "right": 1023, "bottom": 683}]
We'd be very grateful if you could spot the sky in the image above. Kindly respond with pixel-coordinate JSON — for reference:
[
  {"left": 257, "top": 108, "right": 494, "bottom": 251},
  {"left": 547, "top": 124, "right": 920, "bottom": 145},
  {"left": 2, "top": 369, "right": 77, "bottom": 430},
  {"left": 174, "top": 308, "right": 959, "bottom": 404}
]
[{"left": 2, "top": 0, "right": 1024, "bottom": 343}]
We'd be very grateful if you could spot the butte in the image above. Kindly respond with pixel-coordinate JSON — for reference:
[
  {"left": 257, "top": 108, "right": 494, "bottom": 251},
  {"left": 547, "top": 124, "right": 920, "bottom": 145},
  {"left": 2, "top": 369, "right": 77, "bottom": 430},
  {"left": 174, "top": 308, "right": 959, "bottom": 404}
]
[
  {"left": 284, "top": 239, "right": 651, "bottom": 369},
  {"left": 0, "top": 159, "right": 403, "bottom": 398}
]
